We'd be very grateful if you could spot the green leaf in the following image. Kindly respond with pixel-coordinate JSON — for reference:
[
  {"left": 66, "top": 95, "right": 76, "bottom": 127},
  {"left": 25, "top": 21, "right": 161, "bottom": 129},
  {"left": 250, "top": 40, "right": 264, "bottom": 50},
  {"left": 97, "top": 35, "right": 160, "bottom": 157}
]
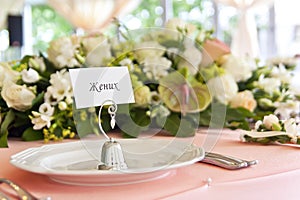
[
  {"left": 163, "top": 113, "right": 196, "bottom": 137},
  {"left": 244, "top": 66, "right": 271, "bottom": 84},
  {"left": 75, "top": 117, "right": 97, "bottom": 138},
  {"left": 199, "top": 110, "right": 211, "bottom": 126},
  {"left": 176, "top": 117, "right": 196, "bottom": 137},
  {"left": 0, "top": 110, "right": 16, "bottom": 147},
  {"left": 0, "top": 134, "right": 9, "bottom": 148},
  {"left": 163, "top": 114, "right": 180, "bottom": 135},
  {"left": 226, "top": 121, "right": 250, "bottom": 130},
  {"left": 117, "top": 108, "right": 151, "bottom": 138},
  {"left": 226, "top": 107, "right": 254, "bottom": 121},
  {"left": 199, "top": 102, "right": 227, "bottom": 128},
  {"left": 22, "top": 127, "right": 44, "bottom": 141},
  {"left": 31, "top": 92, "right": 45, "bottom": 110},
  {"left": 225, "top": 106, "right": 254, "bottom": 130},
  {"left": 160, "top": 39, "right": 182, "bottom": 49},
  {"left": 243, "top": 135, "right": 291, "bottom": 145},
  {"left": 0, "top": 96, "right": 7, "bottom": 108},
  {"left": 13, "top": 111, "right": 31, "bottom": 127}
]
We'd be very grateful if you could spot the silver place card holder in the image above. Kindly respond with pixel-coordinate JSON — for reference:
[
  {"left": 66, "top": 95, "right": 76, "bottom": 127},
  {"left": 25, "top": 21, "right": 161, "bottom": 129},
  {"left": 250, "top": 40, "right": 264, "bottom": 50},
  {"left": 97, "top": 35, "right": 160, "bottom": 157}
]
[{"left": 97, "top": 100, "right": 128, "bottom": 170}]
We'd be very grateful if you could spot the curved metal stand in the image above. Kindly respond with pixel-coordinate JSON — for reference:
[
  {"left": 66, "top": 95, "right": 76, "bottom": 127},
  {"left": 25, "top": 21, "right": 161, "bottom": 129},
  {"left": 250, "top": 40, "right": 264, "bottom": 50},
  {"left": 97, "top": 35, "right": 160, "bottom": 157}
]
[
  {"left": 97, "top": 100, "right": 128, "bottom": 170},
  {"left": 98, "top": 99, "right": 118, "bottom": 140}
]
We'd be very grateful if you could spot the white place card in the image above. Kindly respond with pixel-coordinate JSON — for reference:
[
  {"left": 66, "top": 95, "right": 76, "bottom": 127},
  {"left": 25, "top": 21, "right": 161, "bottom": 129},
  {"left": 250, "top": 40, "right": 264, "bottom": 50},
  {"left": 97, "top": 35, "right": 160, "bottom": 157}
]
[{"left": 69, "top": 67, "right": 135, "bottom": 109}]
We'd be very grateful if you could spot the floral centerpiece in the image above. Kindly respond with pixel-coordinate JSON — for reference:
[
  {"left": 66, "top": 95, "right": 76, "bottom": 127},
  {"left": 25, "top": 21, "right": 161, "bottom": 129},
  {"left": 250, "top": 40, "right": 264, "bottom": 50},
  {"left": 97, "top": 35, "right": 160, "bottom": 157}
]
[{"left": 0, "top": 18, "right": 299, "bottom": 147}]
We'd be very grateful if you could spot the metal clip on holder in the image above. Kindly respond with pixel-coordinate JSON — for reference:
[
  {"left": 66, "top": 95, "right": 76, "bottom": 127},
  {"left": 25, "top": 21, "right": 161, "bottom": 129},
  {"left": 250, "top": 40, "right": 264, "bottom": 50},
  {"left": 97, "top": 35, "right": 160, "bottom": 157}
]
[{"left": 97, "top": 100, "right": 128, "bottom": 170}]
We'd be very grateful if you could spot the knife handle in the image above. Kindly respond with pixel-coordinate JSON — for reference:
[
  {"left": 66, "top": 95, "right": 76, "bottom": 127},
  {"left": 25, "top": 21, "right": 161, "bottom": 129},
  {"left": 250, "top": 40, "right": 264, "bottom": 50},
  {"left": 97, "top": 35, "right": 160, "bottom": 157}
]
[{"left": 202, "top": 152, "right": 258, "bottom": 170}]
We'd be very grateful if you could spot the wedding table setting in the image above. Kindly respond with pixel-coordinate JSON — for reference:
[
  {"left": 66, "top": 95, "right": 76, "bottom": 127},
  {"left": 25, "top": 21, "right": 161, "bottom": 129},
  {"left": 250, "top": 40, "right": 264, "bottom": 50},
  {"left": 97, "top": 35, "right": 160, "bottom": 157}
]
[
  {"left": 2, "top": 129, "right": 300, "bottom": 200},
  {"left": 1, "top": 18, "right": 300, "bottom": 199}
]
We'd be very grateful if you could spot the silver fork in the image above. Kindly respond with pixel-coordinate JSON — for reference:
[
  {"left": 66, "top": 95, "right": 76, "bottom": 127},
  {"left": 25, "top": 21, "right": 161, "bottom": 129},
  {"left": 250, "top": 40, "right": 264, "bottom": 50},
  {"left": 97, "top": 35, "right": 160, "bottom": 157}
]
[{"left": 0, "top": 178, "right": 51, "bottom": 200}]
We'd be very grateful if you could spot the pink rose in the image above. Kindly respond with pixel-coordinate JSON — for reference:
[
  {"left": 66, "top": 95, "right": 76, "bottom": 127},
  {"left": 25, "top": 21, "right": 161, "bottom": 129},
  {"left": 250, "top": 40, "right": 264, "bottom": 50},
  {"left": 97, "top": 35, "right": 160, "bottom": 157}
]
[{"left": 201, "top": 38, "right": 231, "bottom": 67}]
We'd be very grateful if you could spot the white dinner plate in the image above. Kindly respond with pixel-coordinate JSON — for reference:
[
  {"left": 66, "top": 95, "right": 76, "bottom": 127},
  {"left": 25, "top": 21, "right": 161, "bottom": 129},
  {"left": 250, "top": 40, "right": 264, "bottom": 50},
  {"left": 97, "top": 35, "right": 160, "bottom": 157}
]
[{"left": 10, "top": 139, "right": 204, "bottom": 186}]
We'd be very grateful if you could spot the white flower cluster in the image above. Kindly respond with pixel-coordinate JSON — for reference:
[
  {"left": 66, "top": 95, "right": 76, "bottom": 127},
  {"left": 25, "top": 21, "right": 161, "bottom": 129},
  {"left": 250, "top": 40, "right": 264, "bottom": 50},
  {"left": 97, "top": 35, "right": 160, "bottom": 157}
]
[
  {"left": 1, "top": 18, "right": 300, "bottom": 144},
  {"left": 30, "top": 69, "right": 73, "bottom": 130},
  {"left": 254, "top": 59, "right": 299, "bottom": 119},
  {"left": 47, "top": 34, "right": 110, "bottom": 68},
  {"left": 255, "top": 114, "right": 300, "bottom": 143}
]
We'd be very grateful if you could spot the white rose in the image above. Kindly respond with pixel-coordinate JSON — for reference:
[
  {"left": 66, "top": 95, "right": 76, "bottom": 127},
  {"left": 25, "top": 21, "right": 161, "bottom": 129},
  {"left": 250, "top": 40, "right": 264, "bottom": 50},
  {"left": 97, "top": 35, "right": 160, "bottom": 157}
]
[
  {"left": 21, "top": 68, "right": 39, "bottom": 83},
  {"left": 134, "top": 41, "right": 165, "bottom": 62},
  {"left": 85, "top": 38, "right": 112, "bottom": 67},
  {"left": 31, "top": 111, "right": 51, "bottom": 130},
  {"left": 81, "top": 34, "right": 107, "bottom": 52},
  {"left": 0, "top": 62, "right": 19, "bottom": 88},
  {"left": 47, "top": 36, "right": 80, "bottom": 68},
  {"left": 207, "top": 74, "right": 238, "bottom": 105},
  {"left": 219, "top": 54, "right": 254, "bottom": 82},
  {"left": 178, "top": 45, "right": 202, "bottom": 75},
  {"left": 229, "top": 90, "right": 257, "bottom": 112},
  {"left": 143, "top": 56, "right": 172, "bottom": 80},
  {"left": 262, "top": 114, "right": 281, "bottom": 130},
  {"left": 1, "top": 80, "right": 36, "bottom": 111}
]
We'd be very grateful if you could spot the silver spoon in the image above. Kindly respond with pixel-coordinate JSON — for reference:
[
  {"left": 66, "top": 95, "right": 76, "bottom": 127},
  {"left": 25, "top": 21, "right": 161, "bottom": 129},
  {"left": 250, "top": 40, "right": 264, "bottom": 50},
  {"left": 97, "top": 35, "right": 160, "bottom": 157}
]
[{"left": 0, "top": 178, "right": 51, "bottom": 200}]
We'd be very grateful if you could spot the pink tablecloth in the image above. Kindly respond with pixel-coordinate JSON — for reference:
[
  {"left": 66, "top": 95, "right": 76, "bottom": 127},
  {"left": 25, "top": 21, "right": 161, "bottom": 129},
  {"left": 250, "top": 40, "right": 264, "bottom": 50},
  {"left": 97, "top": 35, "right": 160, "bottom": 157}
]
[{"left": 1, "top": 129, "right": 300, "bottom": 200}]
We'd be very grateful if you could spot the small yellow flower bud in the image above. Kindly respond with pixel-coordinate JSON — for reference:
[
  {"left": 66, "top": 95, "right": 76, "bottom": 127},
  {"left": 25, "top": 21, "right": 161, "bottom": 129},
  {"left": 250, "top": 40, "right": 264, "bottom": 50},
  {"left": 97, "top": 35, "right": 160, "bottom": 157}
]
[
  {"left": 69, "top": 132, "right": 76, "bottom": 138},
  {"left": 62, "top": 129, "right": 71, "bottom": 137}
]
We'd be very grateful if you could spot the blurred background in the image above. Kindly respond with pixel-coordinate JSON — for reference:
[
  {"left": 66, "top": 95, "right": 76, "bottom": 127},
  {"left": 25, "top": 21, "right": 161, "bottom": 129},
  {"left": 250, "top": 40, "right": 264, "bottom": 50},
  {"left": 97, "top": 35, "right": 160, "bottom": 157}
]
[{"left": 0, "top": 0, "right": 299, "bottom": 62}]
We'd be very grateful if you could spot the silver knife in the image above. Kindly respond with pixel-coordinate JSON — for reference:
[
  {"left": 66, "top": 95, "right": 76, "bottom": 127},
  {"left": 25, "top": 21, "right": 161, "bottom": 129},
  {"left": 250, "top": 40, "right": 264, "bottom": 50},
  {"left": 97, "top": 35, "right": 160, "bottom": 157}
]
[{"left": 201, "top": 152, "right": 258, "bottom": 170}]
